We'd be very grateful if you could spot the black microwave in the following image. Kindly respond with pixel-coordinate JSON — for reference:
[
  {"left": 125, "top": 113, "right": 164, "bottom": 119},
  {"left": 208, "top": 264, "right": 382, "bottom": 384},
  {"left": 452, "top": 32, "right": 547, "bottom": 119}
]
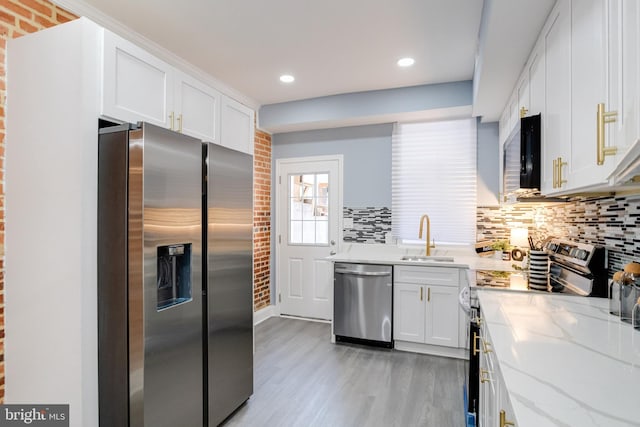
[{"left": 503, "top": 114, "right": 541, "bottom": 195}]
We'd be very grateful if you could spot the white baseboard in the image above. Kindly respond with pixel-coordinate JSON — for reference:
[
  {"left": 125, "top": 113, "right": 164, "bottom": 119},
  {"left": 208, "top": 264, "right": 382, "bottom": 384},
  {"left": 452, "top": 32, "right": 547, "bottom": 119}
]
[
  {"left": 254, "top": 305, "right": 276, "bottom": 325},
  {"left": 279, "top": 314, "right": 331, "bottom": 324}
]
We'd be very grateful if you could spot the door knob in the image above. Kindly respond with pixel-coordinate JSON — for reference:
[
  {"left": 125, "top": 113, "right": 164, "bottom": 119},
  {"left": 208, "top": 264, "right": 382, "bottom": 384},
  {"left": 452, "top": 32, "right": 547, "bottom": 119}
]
[
  {"left": 330, "top": 251, "right": 336, "bottom": 255},
  {"left": 330, "top": 240, "right": 336, "bottom": 245}
]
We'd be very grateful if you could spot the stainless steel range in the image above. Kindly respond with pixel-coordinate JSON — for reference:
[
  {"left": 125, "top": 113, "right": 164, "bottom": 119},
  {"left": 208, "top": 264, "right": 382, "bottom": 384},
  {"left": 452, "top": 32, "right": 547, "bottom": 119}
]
[
  {"left": 545, "top": 238, "right": 608, "bottom": 297},
  {"left": 473, "top": 239, "right": 608, "bottom": 297}
]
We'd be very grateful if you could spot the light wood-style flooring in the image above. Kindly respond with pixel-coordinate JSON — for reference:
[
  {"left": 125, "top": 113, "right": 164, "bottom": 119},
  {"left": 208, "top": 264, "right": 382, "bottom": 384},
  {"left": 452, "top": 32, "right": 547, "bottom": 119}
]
[{"left": 223, "top": 317, "right": 466, "bottom": 427}]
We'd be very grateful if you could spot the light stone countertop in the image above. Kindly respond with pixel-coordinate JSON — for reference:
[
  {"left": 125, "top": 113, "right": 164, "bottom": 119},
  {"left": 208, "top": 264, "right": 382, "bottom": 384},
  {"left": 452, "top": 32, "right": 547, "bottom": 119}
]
[
  {"left": 478, "top": 291, "right": 640, "bottom": 427},
  {"left": 328, "top": 243, "right": 518, "bottom": 271}
]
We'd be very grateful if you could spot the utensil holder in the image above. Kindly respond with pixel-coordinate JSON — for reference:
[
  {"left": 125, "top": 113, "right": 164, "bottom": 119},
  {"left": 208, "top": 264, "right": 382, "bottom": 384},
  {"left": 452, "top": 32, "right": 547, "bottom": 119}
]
[{"left": 528, "top": 250, "right": 549, "bottom": 290}]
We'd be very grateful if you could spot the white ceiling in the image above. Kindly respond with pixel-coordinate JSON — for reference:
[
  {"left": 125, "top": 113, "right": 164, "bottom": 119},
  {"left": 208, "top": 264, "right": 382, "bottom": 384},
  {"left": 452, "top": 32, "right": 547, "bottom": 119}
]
[{"left": 55, "top": 0, "right": 555, "bottom": 121}]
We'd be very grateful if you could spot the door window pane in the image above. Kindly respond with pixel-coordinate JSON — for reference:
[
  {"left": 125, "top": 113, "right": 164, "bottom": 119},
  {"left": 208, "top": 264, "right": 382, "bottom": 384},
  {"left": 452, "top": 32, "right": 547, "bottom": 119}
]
[{"left": 288, "top": 173, "right": 330, "bottom": 245}]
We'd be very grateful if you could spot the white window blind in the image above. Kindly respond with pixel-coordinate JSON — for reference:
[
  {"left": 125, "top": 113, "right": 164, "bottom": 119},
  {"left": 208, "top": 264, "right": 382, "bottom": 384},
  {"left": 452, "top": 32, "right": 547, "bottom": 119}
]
[{"left": 392, "top": 118, "right": 477, "bottom": 244}]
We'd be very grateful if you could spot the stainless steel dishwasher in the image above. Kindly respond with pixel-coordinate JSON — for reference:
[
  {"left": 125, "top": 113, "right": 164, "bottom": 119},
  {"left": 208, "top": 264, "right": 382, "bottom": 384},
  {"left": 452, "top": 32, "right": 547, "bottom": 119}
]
[{"left": 333, "top": 263, "right": 393, "bottom": 348}]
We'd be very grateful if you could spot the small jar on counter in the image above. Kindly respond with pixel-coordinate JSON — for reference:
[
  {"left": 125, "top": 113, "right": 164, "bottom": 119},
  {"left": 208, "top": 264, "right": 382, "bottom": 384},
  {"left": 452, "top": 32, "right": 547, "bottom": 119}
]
[
  {"left": 621, "top": 262, "right": 640, "bottom": 324},
  {"left": 609, "top": 271, "right": 626, "bottom": 316},
  {"left": 633, "top": 297, "right": 640, "bottom": 330}
]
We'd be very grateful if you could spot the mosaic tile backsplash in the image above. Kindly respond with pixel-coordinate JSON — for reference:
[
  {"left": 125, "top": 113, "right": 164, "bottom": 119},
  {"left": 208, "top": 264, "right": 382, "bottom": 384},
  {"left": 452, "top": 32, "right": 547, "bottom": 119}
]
[
  {"left": 477, "top": 194, "right": 640, "bottom": 275},
  {"left": 343, "top": 207, "right": 391, "bottom": 243},
  {"left": 343, "top": 195, "right": 640, "bottom": 274}
]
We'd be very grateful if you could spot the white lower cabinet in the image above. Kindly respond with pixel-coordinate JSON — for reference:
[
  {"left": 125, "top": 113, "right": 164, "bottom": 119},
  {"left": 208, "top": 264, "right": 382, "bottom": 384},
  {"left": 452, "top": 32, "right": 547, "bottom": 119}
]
[
  {"left": 478, "top": 320, "right": 517, "bottom": 427},
  {"left": 394, "top": 283, "right": 425, "bottom": 342},
  {"left": 393, "top": 266, "right": 460, "bottom": 349}
]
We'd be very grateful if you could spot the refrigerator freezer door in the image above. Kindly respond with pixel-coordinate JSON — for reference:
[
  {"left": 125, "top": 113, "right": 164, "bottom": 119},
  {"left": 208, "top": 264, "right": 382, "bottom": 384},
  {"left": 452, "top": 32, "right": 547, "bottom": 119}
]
[
  {"left": 131, "top": 123, "right": 204, "bottom": 427},
  {"left": 206, "top": 144, "right": 254, "bottom": 426},
  {"left": 98, "top": 124, "right": 131, "bottom": 427}
]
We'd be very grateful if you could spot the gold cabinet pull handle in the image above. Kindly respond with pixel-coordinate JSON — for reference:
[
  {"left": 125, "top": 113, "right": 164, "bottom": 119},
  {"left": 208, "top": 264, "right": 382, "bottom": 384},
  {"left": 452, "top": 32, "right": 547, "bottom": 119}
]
[
  {"left": 500, "top": 410, "right": 516, "bottom": 427},
  {"left": 558, "top": 157, "right": 567, "bottom": 186},
  {"left": 480, "top": 368, "right": 492, "bottom": 383},
  {"left": 169, "top": 111, "right": 175, "bottom": 130},
  {"left": 472, "top": 332, "right": 481, "bottom": 356},
  {"left": 177, "top": 113, "right": 183, "bottom": 133},
  {"left": 420, "top": 287, "right": 423, "bottom": 301},
  {"left": 427, "top": 287, "right": 431, "bottom": 302},
  {"left": 596, "top": 102, "right": 618, "bottom": 165},
  {"left": 520, "top": 106, "right": 528, "bottom": 118},
  {"left": 482, "top": 338, "right": 492, "bottom": 354},
  {"left": 552, "top": 158, "right": 558, "bottom": 188}
]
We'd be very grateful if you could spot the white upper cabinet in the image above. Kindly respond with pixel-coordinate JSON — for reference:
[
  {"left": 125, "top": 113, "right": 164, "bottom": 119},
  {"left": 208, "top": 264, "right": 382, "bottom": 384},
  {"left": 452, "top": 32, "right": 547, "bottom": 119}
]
[
  {"left": 568, "top": 0, "right": 610, "bottom": 188},
  {"left": 102, "top": 30, "right": 253, "bottom": 154},
  {"left": 542, "top": 0, "right": 571, "bottom": 194},
  {"left": 528, "top": 42, "right": 545, "bottom": 117},
  {"left": 516, "top": 71, "right": 530, "bottom": 119},
  {"left": 508, "top": 92, "right": 519, "bottom": 133},
  {"left": 102, "top": 30, "right": 173, "bottom": 128},
  {"left": 609, "top": 0, "right": 640, "bottom": 180},
  {"left": 507, "top": 0, "right": 640, "bottom": 194},
  {"left": 174, "top": 70, "right": 221, "bottom": 144},
  {"left": 221, "top": 95, "right": 255, "bottom": 155}
]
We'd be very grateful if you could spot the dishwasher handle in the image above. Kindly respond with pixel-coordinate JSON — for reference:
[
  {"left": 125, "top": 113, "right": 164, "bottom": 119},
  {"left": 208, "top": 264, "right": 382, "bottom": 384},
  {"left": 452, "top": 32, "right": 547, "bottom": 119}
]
[{"left": 334, "top": 268, "right": 392, "bottom": 277}]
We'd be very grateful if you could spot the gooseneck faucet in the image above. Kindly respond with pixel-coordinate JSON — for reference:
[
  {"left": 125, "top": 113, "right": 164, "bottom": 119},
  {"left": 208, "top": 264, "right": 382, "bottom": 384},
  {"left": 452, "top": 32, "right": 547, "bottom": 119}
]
[{"left": 418, "top": 214, "right": 436, "bottom": 256}]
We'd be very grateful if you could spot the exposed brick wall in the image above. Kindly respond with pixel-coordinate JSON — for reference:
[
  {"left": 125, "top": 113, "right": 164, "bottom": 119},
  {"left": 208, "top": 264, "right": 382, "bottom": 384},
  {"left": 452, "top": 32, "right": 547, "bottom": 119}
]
[
  {"left": 0, "top": 0, "right": 273, "bottom": 406},
  {"left": 253, "top": 129, "right": 271, "bottom": 311},
  {"left": 0, "top": 0, "right": 78, "bottom": 404}
]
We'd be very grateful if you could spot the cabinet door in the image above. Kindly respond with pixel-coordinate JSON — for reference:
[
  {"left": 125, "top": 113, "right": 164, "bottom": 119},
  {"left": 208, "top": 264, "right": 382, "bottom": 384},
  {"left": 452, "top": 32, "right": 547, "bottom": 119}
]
[
  {"left": 497, "top": 368, "right": 517, "bottom": 427},
  {"left": 569, "top": 0, "right": 610, "bottom": 188},
  {"left": 424, "top": 285, "right": 459, "bottom": 348},
  {"left": 393, "top": 283, "right": 425, "bottom": 343},
  {"left": 528, "top": 42, "right": 545, "bottom": 117},
  {"left": 174, "top": 70, "right": 221, "bottom": 143},
  {"left": 610, "top": 0, "right": 640, "bottom": 173},
  {"left": 508, "top": 92, "right": 519, "bottom": 134},
  {"left": 542, "top": 0, "right": 571, "bottom": 193},
  {"left": 102, "top": 30, "right": 173, "bottom": 128},
  {"left": 221, "top": 95, "right": 255, "bottom": 155},
  {"left": 517, "top": 71, "right": 530, "bottom": 119},
  {"left": 479, "top": 343, "right": 497, "bottom": 427}
]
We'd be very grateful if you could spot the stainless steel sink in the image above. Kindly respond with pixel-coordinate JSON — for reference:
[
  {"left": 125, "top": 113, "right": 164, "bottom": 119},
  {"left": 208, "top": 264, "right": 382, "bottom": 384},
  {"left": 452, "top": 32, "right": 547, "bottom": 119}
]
[{"left": 400, "top": 255, "right": 455, "bottom": 262}]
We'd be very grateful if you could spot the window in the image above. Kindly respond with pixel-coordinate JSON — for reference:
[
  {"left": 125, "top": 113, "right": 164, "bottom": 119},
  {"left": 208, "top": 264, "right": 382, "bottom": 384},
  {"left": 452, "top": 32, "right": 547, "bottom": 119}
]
[
  {"left": 289, "top": 173, "right": 329, "bottom": 245},
  {"left": 391, "top": 118, "right": 477, "bottom": 244}
]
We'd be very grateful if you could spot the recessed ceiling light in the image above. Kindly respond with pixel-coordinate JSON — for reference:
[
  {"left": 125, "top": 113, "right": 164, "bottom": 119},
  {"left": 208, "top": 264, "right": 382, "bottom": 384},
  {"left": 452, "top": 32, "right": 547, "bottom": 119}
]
[
  {"left": 397, "top": 57, "right": 415, "bottom": 67},
  {"left": 280, "top": 74, "right": 295, "bottom": 83}
]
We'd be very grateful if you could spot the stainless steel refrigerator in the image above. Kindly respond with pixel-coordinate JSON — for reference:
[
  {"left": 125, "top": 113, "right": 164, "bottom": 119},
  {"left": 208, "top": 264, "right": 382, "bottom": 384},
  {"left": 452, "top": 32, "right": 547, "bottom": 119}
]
[{"left": 97, "top": 122, "right": 253, "bottom": 427}]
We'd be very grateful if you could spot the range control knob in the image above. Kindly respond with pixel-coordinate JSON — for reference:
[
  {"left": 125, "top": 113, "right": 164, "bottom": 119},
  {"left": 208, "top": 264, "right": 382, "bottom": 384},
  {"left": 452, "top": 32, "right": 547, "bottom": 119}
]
[{"left": 577, "top": 249, "right": 589, "bottom": 261}]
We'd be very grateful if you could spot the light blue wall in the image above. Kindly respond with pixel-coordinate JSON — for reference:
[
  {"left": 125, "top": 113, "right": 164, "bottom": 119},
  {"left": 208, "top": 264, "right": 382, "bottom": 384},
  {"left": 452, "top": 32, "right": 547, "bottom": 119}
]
[
  {"left": 260, "top": 81, "right": 473, "bottom": 132},
  {"left": 272, "top": 124, "right": 393, "bottom": 206},
  {"left": 477, "top": 121, "right": 500, "bottom": 206},
  {"left": 272, "top": 120, "right": 500, "bottom": 207}
]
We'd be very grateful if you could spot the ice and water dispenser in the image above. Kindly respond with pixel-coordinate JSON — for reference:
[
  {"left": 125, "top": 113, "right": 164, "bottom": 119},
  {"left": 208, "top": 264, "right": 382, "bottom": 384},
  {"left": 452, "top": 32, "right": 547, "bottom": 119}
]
[{"left": 156, "top": 243, "right": 192, "bottom": 310}]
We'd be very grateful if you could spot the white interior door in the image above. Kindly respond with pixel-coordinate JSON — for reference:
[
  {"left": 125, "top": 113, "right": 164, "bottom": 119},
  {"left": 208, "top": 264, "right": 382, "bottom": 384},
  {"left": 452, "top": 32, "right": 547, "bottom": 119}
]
[{"left": 276, "top": 156, "right": 342, "bottom": 320}]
